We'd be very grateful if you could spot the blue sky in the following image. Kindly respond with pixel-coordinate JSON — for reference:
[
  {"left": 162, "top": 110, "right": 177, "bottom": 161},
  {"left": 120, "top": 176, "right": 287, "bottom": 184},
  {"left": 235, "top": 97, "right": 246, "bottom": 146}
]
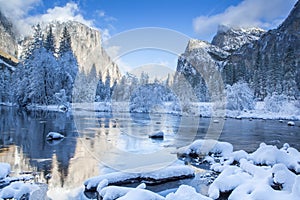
[
  {"left": 30, "top": 0, "right": 243, "bottom": 40},
  {"left": 0, "top": 0, "right": 297, "bottom": 74}
]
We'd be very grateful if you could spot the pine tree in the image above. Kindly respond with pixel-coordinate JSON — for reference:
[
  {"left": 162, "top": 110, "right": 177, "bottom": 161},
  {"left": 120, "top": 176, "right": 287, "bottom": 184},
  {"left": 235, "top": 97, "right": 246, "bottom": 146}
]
[
  {"left": 104, "top": 71, "right": 111, "bottom": 102},
  {"left": 57, "top": 26, "right": 78, "bottom": 102},
  {"left": 44, "top": 25, "right": 56, "bottom": 54},
  {"left": 58, "top": 26, "right": 72, "bottom": 57}
]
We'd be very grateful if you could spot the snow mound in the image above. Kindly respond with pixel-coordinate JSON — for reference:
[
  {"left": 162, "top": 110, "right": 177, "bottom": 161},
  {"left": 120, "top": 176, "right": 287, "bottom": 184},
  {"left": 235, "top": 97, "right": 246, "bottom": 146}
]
[
  {"left": 207, "top": 142, "right": 300, "bottom": 200},
  {"left": 177, "top": 139, "right": 233, "bottom": 158},
  {"left": 84, "top": 165, "right": 195, "bottom": 191},
  {"left": 117, "top": 187, "right": 164, "bottom": 200},
  {"left": 287, "top": 121, "right": 295, "bottom": 126},
  {"left": 166, "top": 185, "right": 212, "bottom": 200},
  {"left": 250, "top": 143, "right": 300, "bottom": 173}
]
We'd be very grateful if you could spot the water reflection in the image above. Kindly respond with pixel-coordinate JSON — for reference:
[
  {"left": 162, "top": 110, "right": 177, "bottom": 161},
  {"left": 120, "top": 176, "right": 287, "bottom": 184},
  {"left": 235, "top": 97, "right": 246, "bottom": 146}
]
[{"left": 0, "top": 106, "right": 299, "bottom": 194}]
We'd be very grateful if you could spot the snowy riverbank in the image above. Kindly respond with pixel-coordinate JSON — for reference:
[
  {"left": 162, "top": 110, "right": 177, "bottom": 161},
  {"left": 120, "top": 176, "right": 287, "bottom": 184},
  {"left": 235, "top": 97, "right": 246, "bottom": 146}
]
[
  {"left": 2, "top": 98, "right": 299, "bottom": 121},
  {"left": 78, "top": 140, "right": 300, "bottom": 200}
]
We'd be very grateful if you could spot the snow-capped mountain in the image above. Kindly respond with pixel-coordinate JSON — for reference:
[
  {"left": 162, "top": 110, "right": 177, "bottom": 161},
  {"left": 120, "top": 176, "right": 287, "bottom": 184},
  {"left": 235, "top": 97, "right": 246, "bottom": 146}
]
[
  {"left": 211, "top": 25, "right": 265, "bottom": 52},
  {"left": 223, "top": 1, "right": 300, "bottom": 99},
  {"left": 177, "top": 0, "right": 300, "bottom": 101}
]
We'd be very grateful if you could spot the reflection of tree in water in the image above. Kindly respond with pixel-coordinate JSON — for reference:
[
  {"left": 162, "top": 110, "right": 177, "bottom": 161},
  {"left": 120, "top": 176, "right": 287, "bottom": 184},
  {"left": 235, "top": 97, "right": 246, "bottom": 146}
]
[{"left": 0, "top": 106, "right": 77, "bottom": 187}]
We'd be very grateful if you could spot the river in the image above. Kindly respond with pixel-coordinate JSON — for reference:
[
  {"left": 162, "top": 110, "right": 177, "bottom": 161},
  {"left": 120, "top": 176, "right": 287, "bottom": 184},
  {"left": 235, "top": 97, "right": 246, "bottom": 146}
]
[{"left": 0, "top": 106, "right": 299, "bottom": 197}]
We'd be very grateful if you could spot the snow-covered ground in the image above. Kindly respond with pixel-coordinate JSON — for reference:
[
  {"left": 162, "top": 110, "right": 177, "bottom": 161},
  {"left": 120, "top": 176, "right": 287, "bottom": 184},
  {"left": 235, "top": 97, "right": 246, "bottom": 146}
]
[
  {"left": 0, "top": 163, "right": 44, "bottom": 199},
  {"left": 2, "top": 97, "right": 300, "bottom": 121},
  {"left": 77, "top": 140, "right": 300, "bottom": 200},
  {"left": 2, "top": 140, "right": 299, "bottom": 199}
]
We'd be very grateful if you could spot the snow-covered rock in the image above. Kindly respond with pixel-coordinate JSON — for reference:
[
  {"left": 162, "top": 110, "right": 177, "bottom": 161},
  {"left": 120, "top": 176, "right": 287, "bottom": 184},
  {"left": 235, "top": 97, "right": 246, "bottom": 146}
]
[
  {"left": 149, "top": 131, "right": 164, "bottom": 139},
  {"left": 0, "top": 182, "right": 33, "bottom": 199},
  {"left": 84, "top": 165, "right": 194, "bottom": 191},
  {"left": 166, "top": 185, "right": 212, "bottom": 200},
  {"left": 46, "top": 132, "right": 65, "bottom": 140},
  {"left": 177, "top": 139, "right": 233, "bottom": 159},
  {"left": 250, "top": 143, "right": 300, "bottom": 173},
  {"left": 117, "top": 187, "right": 164, "bottom": 200},
  {"left": 287, "top": 121, "right": 295, "bottom": 126},
  {"left": 207, "top": 142, "right": 300, "bottom": 200}
]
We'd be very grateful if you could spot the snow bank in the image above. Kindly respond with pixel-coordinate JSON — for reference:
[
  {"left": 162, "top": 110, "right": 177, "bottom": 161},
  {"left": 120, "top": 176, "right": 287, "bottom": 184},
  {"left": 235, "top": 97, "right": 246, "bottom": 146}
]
[
  {"left": 250, "top": 143, "right": 300, "bottom": 173},
  {"left": 0, "top": 163, "right": 43, "bottom": 199},
  {"left": 98, "top": 183, "right": 212, "bottom": 200},
  {"left": 0, "top": 182, "right": 36, "bottom": 199},
  {"left": 207, "top": 143, "right": 300, "bottom": 199},
  {"left": 0, "top": 163, "right": 10, "bottom": 179},
  {"left": 84, "top": 165, "right": 195, "bottom": 191},
  {"left": 26, "top": 104, "right": 69, "bottom": 112}
]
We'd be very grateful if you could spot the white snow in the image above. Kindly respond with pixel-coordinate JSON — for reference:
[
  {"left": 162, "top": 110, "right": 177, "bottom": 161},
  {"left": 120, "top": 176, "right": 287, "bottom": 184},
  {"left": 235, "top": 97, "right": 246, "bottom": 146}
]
[
  {"left": 288, "top": 121, "right": 295, "bottom": 126},
  {"left": 84, "top": 165, "right": 194, "bottom": 190},
  {"left": 26, "top": 104, "right": 69, "bottom": 113},
  {"left": 205, "top": 142, "right": 300, "bottom": 200},
  {"left": 250, "top": 143, "right": 300, "bottom": 173},
  {"left": 117, "top": 187, "right": 164, "bottom": 200},
  {"left": 178, "top": 139, "right": 233, "bottom": 158},
  {"left": 46, "top": 132, "right": 65, "bottom": 140},
  {"left": 0, "top": 162, "right": 10, "bottom": 179},
  {"left": 165, "top": 185, "right": 212, "bottom": 200}
]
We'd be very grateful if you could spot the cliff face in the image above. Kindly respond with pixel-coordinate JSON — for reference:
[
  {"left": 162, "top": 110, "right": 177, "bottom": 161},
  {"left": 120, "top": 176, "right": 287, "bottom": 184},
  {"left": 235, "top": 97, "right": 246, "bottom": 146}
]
[
  {"left": 0, "top": 11, "right": 18, "bottom": 62},
  {"left": 49, "top": 21, "right": 121, "bottom": 82},
  {"left": 176, "top": 39, "right": 228, "bottom": 101},
  {"left": 177, "top": 1, "right": 300, "bottom": 100}
]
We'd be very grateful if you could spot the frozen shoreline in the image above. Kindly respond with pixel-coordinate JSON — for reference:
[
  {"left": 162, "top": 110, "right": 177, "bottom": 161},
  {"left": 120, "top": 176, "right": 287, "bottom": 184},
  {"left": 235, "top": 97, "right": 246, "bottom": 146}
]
[{"left": 1, "top": 100, "right": 299, "bottom": 121}]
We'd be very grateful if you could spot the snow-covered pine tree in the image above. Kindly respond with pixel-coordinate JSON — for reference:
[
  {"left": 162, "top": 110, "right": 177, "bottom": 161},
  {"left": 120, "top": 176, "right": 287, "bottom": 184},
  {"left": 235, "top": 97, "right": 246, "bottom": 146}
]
[
  {"left": 104, "top": 70, "right": 111, "bottom": 102},
  {"left": 44, "top": 25, "right": 56, "bottom": 54},
  {"left": 57, "top": 26, "right": 78, "bottom": 102}
]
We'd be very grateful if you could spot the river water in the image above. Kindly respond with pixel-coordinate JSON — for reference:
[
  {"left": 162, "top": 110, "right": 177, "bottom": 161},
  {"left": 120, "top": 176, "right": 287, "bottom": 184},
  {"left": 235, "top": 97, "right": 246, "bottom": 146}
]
[{"left": 0, "top": 106, "right": 299, "bottom": 196}]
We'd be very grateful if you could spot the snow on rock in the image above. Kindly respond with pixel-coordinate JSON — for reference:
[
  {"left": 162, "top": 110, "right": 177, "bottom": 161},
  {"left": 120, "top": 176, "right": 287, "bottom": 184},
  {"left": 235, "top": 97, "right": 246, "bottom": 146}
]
[
  {"left": 177, "top": 140, "right": 233, "bottom": 159},
  {"left": 207, "top": 142, "right": 300, "bottom": 200},
  {"left": 0, "top": 162, "right": 10, "bottom": 179},
  {"left": 99, "top": 185, "right": 133, "bottom": 200},
  {"left": 84, "top": 165, "right": 195, "bottom": 191},
  {"left": 0, "top": 181, "right": 38, "bottom": 199},
  {"left": 98, "top": 183, "right": 164, "bottom": 200},
  {"left": 149, "top": 131, "right": 164, "bottom": 139},
  {"left": 165, "top": 185, "right": 212, "bottom": 200},
  {"left": 250, "top": 143, "right": 300, "bottom": 173},
  {"left": 208, "top": 165, "right": 252, "bottom": 199},
  {"left": 287, "top": 121, "right": 295, "bottom": 126},
  {"left": 117, "top": 188, "right": 165, "bottom": 200},
  {"left": 46, "top": 132, "right": 65, "bottom": 140}
]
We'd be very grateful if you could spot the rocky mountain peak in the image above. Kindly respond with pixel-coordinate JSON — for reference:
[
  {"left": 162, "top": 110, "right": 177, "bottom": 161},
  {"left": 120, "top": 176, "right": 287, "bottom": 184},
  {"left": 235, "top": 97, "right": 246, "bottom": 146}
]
[
  {"left": 211, "top": 24, "right": 265, "bottom": 52},
  {"left": 278, "top": 0, "right": 300, "bottom": 34}
]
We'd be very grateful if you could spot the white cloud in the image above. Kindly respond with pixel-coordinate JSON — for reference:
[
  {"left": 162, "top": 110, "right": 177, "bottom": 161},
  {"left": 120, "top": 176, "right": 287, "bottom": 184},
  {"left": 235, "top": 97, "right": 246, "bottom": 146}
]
[
  {"left": 193, "top": 0, "right": 297, "bottom": 41},
  {"left": 0, "top": 1, "right": 94, "bottom": 36},
  {"left": 0, "top": 0, "right": 41, "bottom": 19}
]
